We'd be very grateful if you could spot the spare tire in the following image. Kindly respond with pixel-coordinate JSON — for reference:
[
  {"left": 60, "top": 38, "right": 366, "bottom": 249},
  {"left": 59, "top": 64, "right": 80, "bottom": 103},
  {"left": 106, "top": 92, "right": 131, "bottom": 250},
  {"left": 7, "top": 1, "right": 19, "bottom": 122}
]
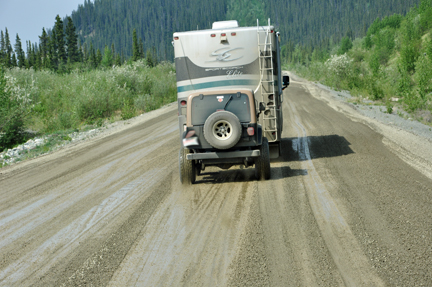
[{"left": 203, "top": 111, "right": 242, "bottom": 150}]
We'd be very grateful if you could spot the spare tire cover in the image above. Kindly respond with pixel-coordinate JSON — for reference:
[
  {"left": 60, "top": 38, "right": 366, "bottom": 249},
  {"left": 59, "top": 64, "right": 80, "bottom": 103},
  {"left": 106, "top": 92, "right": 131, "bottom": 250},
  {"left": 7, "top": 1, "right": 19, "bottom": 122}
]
[{"left": 203, "top": 111, "right": 242, "bottom": 150}]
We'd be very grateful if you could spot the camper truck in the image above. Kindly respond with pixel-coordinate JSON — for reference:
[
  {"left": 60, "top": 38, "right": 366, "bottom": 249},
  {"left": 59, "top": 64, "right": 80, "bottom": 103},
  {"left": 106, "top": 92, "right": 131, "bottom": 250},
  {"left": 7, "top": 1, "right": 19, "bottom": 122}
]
[{"left": 173, "top": 19, "right": 289, "bottom": 184}]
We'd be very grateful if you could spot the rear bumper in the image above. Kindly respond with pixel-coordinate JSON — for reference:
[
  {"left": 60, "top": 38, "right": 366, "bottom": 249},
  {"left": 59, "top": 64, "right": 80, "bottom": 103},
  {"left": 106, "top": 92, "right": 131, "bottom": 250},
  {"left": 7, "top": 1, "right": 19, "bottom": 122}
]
[{"left": 186, "top": 150, "right": 260, "bottom": 160}]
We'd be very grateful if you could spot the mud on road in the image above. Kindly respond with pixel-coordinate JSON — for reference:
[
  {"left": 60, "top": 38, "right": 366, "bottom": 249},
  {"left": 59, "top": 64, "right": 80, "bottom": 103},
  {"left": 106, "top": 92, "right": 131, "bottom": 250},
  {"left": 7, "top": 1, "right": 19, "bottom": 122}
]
[{"left": 1, "top": 75, "right": 431, "bottom": 286}]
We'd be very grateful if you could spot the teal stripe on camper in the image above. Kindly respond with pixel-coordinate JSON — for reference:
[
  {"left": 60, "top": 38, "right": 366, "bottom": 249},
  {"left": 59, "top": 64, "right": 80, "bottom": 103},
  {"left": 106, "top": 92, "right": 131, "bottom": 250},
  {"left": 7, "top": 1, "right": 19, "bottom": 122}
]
[{"left": 177, "top": 79, "right": 257, "bottom": 93}]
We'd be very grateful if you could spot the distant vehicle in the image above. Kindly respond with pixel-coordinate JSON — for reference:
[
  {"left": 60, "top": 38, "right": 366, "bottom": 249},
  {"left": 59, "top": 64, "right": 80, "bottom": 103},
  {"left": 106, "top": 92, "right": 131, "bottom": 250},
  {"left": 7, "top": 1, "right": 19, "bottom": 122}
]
[{"left": 173, "top": 19, "right": 289, "bottom": 184}]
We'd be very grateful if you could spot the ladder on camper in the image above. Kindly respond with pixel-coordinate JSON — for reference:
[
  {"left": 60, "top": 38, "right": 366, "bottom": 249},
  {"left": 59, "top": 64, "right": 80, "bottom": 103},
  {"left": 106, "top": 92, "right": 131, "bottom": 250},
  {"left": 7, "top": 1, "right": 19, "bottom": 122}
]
[{"left": 257, "top": 19, "right": 278, "bottom": 142}]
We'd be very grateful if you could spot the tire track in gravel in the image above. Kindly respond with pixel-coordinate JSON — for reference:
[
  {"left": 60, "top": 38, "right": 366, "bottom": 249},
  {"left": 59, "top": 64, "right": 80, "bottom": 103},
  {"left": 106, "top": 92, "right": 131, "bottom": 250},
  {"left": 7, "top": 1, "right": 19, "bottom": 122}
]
[
  {"left": 107, "top": 177, "right": 255, "bottom": 286},
  {"left": 0, "top": 109, "right": 181, "bottom": 286},
  {"left": 286, "top": 94, "right": 384, "bottom": 286}
]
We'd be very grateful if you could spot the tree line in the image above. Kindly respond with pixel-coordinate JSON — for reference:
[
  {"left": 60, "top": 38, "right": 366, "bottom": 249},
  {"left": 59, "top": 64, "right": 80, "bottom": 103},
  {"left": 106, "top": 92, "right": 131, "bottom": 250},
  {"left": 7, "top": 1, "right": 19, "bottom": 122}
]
[
  {"left": 0, "top": 0, "right": 424, "bottom": 72},
  {"left": 0, "top": 16, "right": 157, "bottom": 73}
]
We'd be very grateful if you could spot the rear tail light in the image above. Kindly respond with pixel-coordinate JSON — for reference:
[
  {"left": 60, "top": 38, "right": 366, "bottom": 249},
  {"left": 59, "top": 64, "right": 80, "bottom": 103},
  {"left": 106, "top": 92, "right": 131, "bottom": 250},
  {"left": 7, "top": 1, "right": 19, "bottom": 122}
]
[
  {"left": 185, "top": 130, "right": 196, "bottom": 138},
  {"left": 180, "top": 100, "right": 187, "bottom": 106},
  {"left": 247, "top": 127, "right": 255, "bottom": 136}
]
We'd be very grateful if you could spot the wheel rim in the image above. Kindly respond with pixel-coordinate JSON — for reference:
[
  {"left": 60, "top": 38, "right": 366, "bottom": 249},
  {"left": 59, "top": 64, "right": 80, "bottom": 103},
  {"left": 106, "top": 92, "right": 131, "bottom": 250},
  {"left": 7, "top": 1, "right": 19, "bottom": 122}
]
[{"left": 212, "top": 120, "right": 233, "bottom": 140}]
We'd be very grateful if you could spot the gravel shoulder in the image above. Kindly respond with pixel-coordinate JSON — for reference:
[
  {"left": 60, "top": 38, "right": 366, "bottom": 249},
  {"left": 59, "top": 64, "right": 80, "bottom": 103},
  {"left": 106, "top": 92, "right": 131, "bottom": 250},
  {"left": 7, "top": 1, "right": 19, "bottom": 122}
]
[
  {"left": 288, "top": 72, "right": 432, "bottom": 179},
  {"left": 0, "top": 103, "right": 178, "bottom": 174}
]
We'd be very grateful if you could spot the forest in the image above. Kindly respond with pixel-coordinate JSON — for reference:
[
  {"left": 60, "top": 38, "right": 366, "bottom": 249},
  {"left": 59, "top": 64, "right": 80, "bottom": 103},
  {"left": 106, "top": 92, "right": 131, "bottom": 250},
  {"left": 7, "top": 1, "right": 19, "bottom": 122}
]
[{"left": 0, "top": 0, "right": 422, "bottom": 69}]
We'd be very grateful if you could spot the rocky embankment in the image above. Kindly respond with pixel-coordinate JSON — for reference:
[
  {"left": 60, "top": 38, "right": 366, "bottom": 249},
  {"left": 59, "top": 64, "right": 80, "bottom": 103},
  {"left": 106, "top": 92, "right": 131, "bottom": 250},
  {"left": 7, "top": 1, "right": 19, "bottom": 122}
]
[{"left": 0, "top": 128, "right": 102, "bottom": 167}]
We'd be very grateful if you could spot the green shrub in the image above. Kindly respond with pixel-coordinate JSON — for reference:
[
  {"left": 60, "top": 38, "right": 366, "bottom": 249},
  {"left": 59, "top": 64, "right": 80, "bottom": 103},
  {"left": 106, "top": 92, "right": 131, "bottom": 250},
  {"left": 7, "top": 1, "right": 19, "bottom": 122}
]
[
  {"left": 5, "top": 61, "right": 177, "bottom": 134},
  {"left": 0, "top": 66, "right": 35, "bottom": 151},
  {"left": 414, "top": 53, "right": 432, "bottom": 101}
]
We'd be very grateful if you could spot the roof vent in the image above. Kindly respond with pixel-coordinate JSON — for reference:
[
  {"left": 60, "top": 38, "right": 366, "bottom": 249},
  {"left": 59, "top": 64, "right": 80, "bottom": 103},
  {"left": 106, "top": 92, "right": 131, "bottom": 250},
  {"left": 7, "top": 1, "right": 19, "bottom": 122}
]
[{"left": 212, "top": 20, "right": 239, "bottom": 29}]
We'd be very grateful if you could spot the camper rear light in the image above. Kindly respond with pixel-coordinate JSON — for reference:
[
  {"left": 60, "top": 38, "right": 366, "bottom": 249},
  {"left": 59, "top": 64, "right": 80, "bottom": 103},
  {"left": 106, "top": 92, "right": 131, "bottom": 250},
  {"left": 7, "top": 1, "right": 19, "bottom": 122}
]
[
  {"left": 221, "top": 33, "right": 226, "bottom": 36},
  {"left": 174, "top": 36, "right": 179, "bottom": 40},
  {"left": 211, "top": 34, "right": 216, "bottom": 37},
  {"left": 231, "top": 32, "right": 236, "bottom": 36},
  {"left": 180, "top": 100, "right": 187, "bottom": 106},
  {"left": 185, "top": 130, "right": 196, "bottom": 138},
  {"left": 247, "top": 127, "right": 255, "bottom": 136}
]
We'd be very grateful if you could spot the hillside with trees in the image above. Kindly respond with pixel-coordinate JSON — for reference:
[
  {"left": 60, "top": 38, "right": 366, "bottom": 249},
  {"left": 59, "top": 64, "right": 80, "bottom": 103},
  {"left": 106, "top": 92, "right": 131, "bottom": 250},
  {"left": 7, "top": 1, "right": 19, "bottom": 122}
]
[
  {"left": 71, "top": 0, "right": 421, "bottom": 62},
  {"left": 287, "top": 0, "right": 432, "bottom": 125},
  {"left": 0, "top": 0, "right": 423, "bottom": 69}
]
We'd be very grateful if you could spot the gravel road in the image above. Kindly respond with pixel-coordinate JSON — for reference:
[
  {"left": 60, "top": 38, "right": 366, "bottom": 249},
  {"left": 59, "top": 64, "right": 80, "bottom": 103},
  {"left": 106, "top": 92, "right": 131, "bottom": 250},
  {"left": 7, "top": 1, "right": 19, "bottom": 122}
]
[{"left": 1, "top": 74, "right": 431, "bottom": 286}]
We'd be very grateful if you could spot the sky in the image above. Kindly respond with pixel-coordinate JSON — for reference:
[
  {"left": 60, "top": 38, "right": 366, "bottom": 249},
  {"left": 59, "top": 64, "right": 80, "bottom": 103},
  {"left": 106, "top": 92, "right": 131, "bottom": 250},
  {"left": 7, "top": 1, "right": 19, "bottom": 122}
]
[{"left": 0, "top": 0, "right": 86, "bottom": 46}]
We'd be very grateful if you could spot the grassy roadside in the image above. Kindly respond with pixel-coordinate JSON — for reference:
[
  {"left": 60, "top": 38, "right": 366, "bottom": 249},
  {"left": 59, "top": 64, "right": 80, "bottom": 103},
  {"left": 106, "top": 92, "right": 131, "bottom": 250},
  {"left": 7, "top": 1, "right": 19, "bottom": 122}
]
[
  {"left": 0, "top": 60, "right": 177, "bottom": 153},
  {"left": 282, "top": 2, "right": 432, "bottom": 127}
]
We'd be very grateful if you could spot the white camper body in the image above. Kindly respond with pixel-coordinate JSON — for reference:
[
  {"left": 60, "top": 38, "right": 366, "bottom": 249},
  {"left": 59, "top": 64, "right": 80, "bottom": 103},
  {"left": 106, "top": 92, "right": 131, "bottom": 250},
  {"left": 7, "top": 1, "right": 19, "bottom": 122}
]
[
  {"left": 174, "top": 20, "right": 288, "bottom": 184},
  {"left": 173, "top": 20, "right": 285, "bottom": 143}
]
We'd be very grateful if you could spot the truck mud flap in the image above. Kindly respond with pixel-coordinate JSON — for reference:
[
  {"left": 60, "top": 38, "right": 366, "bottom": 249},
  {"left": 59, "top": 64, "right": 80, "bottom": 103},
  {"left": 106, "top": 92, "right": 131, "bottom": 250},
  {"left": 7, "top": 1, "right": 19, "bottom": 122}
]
[{"left": 269, "top": 142, "right": 281, "bottom": 159}]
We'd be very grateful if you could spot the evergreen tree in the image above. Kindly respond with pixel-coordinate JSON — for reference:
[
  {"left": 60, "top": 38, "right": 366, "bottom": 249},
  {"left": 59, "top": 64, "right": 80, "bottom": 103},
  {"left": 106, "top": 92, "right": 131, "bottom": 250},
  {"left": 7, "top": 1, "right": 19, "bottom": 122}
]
[
  {"left": 152, "top": 46, "right": 158, "bottom": 66},
  {"left": 139, "top": 38, "right": 144, "bottom": 59},
  {"left": 132, "top": 29, "right": 140, "bottom": 61},
  {"left": 115, "top": 53, "right": 121, "bottom": 66},
  {"left": 82, "top": 42, "right": 88, "bottom": 63},
  {"left": 35, "top": 48, "right": 42, "bottom": 69},
  {"left": 96, "top": 48, "right": 102, "bottom": 66},
  {"left": 25, "top": 41, "right": 33, "bottom": 68},
  {"left": 4, "top": 28, "right": 13, "bottom": 68},
  {"left": 39, "top": 28, "right": 50, "bottom": 69},
  {"left": 0, "top": 31, "right": 5, "bottom": 65},
  {"left": 11, "top": 53, "right": 17, "bottom": 67},
  {"left": 65, "top": 16, "right": 79, "bottom": 63},
  {"left": 89, "top": 42, "right": 97, "bottom": 68},
  {"left": 88, "top": 42, "right": 97, "bottom": 68},
  {"left": 77, "top": 40, "right": 84, "bottom": 62},
  {"left": 49, "top": 29, "right": 58, "bottom": 69},
  {"left": 146, "top": 49, "right": 153, "bottom": 67},
  {"left": 111, "top": 43, "right": 115, "bottom": 57},
  {"left": 31, "top": 43, "right": 38, "bottom": 68},
  {"left": 101, "top": 45, "right": 113, "bottom": 67},
  {"left": 54, "top": 15, "right": 67, "bottom": 66},
  {"left": 14, "top": 34, "right": 25, "bottom": 68}
]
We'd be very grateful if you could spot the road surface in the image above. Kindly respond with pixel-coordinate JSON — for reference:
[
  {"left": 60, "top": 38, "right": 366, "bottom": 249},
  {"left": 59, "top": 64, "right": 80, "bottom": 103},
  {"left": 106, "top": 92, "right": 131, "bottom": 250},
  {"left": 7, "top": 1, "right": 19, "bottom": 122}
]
[{"left": 1, "top": 75, "right": 431, "bottom": 286}]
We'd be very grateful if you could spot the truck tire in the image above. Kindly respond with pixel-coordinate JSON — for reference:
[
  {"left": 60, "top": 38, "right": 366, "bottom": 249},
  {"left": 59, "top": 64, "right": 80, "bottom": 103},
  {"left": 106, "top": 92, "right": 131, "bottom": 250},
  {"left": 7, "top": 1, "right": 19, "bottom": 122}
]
[
  {"left": 255, "top": 137, "right": 271, "bottom": 180},
  {"left": 179, "top": 148, "right": 196, "bottom": 184},
  {"left": 203, "top": 111, "right": 242, "bottom": 150}
]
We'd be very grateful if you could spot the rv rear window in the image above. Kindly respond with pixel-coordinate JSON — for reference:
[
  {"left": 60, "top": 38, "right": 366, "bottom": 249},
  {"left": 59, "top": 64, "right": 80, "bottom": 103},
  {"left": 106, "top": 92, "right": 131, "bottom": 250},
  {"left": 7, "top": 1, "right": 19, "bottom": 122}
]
[{"left": 191, "top": 93, "right": 251, "bottom": 125}]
